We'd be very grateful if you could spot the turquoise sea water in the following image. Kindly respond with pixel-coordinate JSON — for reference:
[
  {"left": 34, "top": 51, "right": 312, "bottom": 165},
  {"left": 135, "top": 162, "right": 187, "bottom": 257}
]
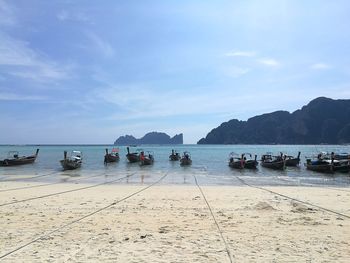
[{"left": 0, "top": 144, "right": 349, "bottom": 186}]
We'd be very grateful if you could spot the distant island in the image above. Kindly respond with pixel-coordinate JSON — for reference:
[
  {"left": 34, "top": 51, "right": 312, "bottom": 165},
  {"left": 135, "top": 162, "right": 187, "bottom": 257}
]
[
  {"left": 114, "top": 132, "right": 183, "bottom": 145},
  {"left": 198, "top": 97, "right": 350, "bottom": 144}
]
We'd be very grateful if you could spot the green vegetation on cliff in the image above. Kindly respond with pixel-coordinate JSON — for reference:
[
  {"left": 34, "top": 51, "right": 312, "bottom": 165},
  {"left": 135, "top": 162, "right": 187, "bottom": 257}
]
[{"left": 198, "top": 97, "right": 350, "bottom": 144}]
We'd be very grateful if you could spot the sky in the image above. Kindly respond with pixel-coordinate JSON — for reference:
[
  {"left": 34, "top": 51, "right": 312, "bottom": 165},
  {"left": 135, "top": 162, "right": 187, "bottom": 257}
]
[{"left": 0, "top": 0, "right": 350, "bottom": 144}]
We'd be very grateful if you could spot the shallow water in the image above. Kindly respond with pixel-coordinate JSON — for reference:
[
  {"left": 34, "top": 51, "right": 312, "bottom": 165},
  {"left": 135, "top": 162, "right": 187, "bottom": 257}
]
[{"left": 0, "top": 144, "right": 349, "bottom": 186}]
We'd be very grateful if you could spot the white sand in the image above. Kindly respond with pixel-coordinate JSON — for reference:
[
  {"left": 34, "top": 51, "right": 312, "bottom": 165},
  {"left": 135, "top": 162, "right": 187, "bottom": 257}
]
[{"left": 0, "top": 179, "right": 349, "bottom": 262}]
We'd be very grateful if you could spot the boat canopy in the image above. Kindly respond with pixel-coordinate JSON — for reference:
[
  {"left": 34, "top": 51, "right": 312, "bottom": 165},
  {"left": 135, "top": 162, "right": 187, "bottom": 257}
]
[{"left": 7, "top": 151, "right": 19, "bottom": 157}]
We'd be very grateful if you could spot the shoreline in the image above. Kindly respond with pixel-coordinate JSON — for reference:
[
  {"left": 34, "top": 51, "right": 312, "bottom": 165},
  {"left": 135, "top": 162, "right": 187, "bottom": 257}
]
[
  {"left": 1, "top": 175, "right": 350, "bottom": 188},
  {"left": 0, "top": 179, "right": 349, "bottom": 262}
]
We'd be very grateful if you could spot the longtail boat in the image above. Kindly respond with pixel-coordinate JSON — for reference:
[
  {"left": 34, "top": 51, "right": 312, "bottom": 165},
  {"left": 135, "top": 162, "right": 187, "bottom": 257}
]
[
  {"left": 169, "top": 149, "right": 181, "bottom": 161},
  {"left": 229, "top": 153, "right": 258, "bottom": 169},
  {"left": 305, "top": 152, "right": 350, "bottom": 173},
  {"left": 228, "top": 153, "right": 244, "bottom": 169},
  {"left": 0, "top": 149, "right": 39, "bottom": 166},
  {"left": 243, "top": 153, "right": 259, "bottom": 169},
  {"left": 126, "top": 146, "right": 140, "bottom": 163},
  {"left": 180, "top": 151, "right": 192, "bottom": 166},
  {"left": 60, "top": 150, "right": 82, "bottom": 170},
  {"left": 104, "top": 148, "right": 120, "bottom": 164},
  {"left": 285, "top": 152, "right": 301, "bottom": 167},
  {"left": 261, "top": 153, "right": 285, "bottom": 170},
  {"left": 140, "top": 151, "right": 154, "bottom": 165}
]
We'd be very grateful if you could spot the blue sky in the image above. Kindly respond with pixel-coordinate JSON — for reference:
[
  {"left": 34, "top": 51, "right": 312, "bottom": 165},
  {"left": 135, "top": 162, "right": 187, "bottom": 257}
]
[{"left": 0, "top": 0, "right": 350, "bottom": 144}]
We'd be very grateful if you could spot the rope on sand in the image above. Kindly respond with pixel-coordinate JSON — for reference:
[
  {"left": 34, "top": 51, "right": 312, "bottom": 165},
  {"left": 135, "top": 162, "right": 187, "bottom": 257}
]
[
  {"left": 0, "top": 172, "right": 169, "bottom": 260},
  {"left": 193, "top": 174, "right": 234, "bottom": 263},
  {"left": 0, "top": 172, "right": 137, "bottom": 207},
  {"left": 235, "top": 176, "right": 350, "bottom": 220},
  {"left": 0, "top": 171, "right": 110, "bottom": 193}
]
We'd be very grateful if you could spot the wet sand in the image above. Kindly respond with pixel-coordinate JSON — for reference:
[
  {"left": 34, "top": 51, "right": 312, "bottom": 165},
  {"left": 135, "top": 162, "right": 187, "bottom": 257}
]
[{"left": 0, "top": 179, "right": 349, "bottom": 262}]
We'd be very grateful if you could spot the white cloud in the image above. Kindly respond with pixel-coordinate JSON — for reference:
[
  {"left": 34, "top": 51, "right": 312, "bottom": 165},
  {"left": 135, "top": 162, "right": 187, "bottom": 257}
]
[
  {"left": 85, "top": 31, "right": 115, "bottom": 58},
  {"left": 258, "top": 58, "right": 280, "bottom": 67},
  {"left": 90, "top": 83, "right": 254, "bottom": 122},
  {"left": 0, "top": 92, "right": 46, "bottom": 101},
  {"left": 0, "top": 33, "right": 71, "bottom": 82},
  {"left": 0, "top": 0, "right": 16, "bottom": 26},
  {"left": 225, "top": 50, "right": 256, "bottom": 57},
  {"left": 224, "top": 66, "right": 251, "bottom": 78},
  {"left": 57, "top": 10, "right": 69, "bottom": 21},
  {"left": 310, "top": 63, "right": 332, "bottom": 70},
  {"left": 0, "top": 34, "right": 34, "bottom": 66},
  {"left": 57, "top": 9, "right": 90, "bottom": 23},
  {"left": 9, "top": 67, "right": 71, "bottom": 83},
  {"left": 0, "top": 2, "right": 72, "bottom": 84}
]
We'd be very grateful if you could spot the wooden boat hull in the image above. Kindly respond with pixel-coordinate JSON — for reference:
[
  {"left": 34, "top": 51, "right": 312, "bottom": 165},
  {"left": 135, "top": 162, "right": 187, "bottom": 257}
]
[
  {"left": 126, "top": 153, "right": 139, "bottom": 163},
  {"left": 169, "top": 154, "right": 181, "bottom": 161},
  {"left": 104, "top": 154, "right": 119, "bottom": 163},
  {"left": 0, "top": 149, "right": 39, "bottom": 167},
  {"left": 229, "top": 153, "right": 258, "bottom": 169},
  {"left": 305, "top": 158, "right": 349, "bottom": 173},
  {"left": 60, "top": 159, "right": 82, "bottom": 170},
  {"left": 244, "top": 160, "right": 258, "bottom": 169},
  {"left": 180, "top": 158, "right": 192, "bottom": 166},
  {"left": 285, "top": 152, "right": 301, "bottom": 167},
  {"left": 333, "top": 162, "right": 350, "bottom": 173},
  {"left": 126, "top": 146, "right": 139, "bottom": 163},
  {"left": 261, "top": 161, "right": 285, "bottom": 170},
  {"left": 229, "top": 161, "right": 244, "bottom": 169},
  {"left": 305, "top": 163, "right": 333, "bottom": 173},
  {"left": 140, "top": 157, "right": 154, "bottom": 165},
  {"left": 285, "top": 158, "right": 300, "bottom": 167},
  {"left": 0, "top": 156, "right": 36, "bottom": 166}
]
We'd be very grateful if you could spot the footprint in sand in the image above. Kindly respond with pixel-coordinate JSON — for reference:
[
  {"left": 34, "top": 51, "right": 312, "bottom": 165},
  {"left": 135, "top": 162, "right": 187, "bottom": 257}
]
[
  {"left": 158, "top": 226, "right": 170, "bottom": 234},
  {"left": 290, "top": 201, "right": 316, "bottom": 213},
  {"left": 254, "top": 201, "right": 276, "bottom": 211}
]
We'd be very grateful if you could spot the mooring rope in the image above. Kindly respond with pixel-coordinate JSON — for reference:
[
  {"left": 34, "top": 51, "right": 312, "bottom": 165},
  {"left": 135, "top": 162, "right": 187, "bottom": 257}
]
[
  {"left": 0, "top": 171, "right": 110, "bottom": 193},
  {"left": 235, "top": 176, "right": 350, "bottom": 219},
  {"left": 0, "top": 172, "right": 136, "bottom": 207},
  {"left": 0, "top": 172, "right": 169, "bottom": 260},
  {"left": 193, "top": 174, "right": 234, "bottom": 263}
]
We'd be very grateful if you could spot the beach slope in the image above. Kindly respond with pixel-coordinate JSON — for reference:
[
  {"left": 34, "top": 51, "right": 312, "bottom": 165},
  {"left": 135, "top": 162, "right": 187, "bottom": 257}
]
[{"left": 0, "top": 182, "right": 349, "bottom": 262}]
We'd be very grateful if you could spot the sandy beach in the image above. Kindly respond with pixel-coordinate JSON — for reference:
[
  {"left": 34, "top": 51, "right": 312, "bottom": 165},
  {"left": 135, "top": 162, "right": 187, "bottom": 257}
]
[{"left": 0, "top": 177, "right": 349, "bottom": 262}]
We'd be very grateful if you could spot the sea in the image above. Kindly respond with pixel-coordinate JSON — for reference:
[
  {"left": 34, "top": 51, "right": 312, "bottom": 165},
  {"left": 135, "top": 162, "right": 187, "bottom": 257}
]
[{"left": 0, "top": 144, "right": 349, "bottom": 187}]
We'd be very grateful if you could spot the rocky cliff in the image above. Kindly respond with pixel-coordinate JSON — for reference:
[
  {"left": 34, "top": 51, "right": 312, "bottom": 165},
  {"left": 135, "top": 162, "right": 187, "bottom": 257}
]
[
  {"left": 114, "top": 132, "right": 183, "bottom": 145},
  {"left": 198, "top": 97, "right": 350, "bottom": 144}
]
